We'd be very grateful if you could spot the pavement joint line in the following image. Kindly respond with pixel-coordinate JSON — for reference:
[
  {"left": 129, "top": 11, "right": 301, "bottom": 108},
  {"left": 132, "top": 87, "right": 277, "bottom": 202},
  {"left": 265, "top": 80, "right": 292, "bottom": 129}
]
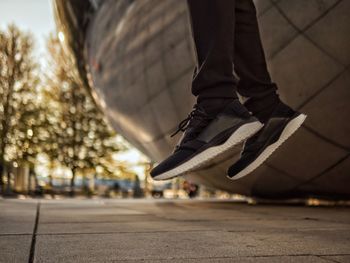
[
  {"left": 36, "top": 229, "right": 255, "bottom": 236},
  {"left": 0, "top": 233, "right": 33, "bottom": 237},
  {"left": 28, "top": 201, "right": 40, "bottom": 263},
  {"left": 39, "top": 220, "right": 163, "bottom": 224},
  {"left": 37, "top": 216, "right": 350, "bottom": 225},
  {"left": 86, "top": 253, "right": 350, "bottom": 262},
  {"left": 34, "top": 227, "right": 350, "bottom": 236}
]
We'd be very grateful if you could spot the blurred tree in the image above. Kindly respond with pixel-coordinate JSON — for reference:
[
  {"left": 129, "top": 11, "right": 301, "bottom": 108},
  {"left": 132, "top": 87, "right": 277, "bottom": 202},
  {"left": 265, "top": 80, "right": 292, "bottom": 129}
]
[
  {"left": 0, "top": 24, "right": 43, "bottom": 194},
  {"left": 46, "top": 35, "right": 122, "bottom": 196}
]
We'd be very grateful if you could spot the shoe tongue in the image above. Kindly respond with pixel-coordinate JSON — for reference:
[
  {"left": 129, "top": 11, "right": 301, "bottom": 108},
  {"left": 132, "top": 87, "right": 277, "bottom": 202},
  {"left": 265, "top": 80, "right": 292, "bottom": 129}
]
[
  {"left": 246, "top": 99, "right": 294, "bottom": 123},
  {"left": 198, "top": 98, "right": 235, "bottom": 115},
  {"left": 228, "top": 100, "right": 251, "bottom": 118},
  {"left": 244, "top": 94, "right": 280, "bottom": 123}
]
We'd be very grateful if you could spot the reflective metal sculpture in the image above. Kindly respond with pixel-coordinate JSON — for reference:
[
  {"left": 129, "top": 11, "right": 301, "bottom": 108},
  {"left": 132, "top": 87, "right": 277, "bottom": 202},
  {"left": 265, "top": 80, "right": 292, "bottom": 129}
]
[{"left": 54, "top": 0, "right": 350, "bottom": 198}]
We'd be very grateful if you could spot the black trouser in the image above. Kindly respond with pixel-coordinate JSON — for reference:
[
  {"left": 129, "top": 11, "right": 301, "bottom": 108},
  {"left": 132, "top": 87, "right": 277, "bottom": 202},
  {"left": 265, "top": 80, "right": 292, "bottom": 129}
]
[{"left": 187, "top": 0, "right": 278, "bottom": 111}]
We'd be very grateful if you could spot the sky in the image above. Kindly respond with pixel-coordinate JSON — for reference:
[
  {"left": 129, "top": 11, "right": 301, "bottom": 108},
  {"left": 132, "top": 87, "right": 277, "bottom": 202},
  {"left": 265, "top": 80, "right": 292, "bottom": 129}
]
[{"left": 0, "top": 0, "right": 55, "bottom": 58}]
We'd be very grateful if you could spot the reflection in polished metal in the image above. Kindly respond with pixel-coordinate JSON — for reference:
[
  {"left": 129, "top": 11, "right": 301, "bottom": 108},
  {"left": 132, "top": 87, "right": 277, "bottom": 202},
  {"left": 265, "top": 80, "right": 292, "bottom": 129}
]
[{"left": 54, "top": 0, "right": 350, "bottom": 198}]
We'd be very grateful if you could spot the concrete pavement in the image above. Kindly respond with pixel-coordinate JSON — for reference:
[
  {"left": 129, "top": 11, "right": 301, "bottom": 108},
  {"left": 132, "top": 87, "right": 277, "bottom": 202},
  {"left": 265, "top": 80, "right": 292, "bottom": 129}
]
[{"left": 1, "top": 198, "right": 350, "bottom": 262}]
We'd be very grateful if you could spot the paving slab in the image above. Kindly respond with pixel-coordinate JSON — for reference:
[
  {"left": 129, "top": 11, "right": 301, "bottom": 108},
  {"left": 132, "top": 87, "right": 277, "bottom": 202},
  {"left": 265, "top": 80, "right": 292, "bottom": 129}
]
[
  {"left": 321, "top": 255, "right": 350, "bottom": 263},
  {"left": 39, "top": 200, "right": 146, "bottom": 223},
  {"left": 120, "top": 255, "right": 333, "bottom": 263},
  {"left": 0, "top": 235, "right": 32, "bottom": 263},
  {"left": 0, "top": 199, "right": 37, "bottom": 222},
  {"left": 37, "top": 214, "right": 350, "bottom": 235},
  {"left": 0, "top": 200, "right": 37, "bottom": 236},
  {"left": 34, "top": 229, "right": 350, "bottom": 262},
  {"left": 0, "top": 221, "right": 35, "bottom": 235},
  {"left": 1, "top": 199, "right": 350, "bottom": 262}
]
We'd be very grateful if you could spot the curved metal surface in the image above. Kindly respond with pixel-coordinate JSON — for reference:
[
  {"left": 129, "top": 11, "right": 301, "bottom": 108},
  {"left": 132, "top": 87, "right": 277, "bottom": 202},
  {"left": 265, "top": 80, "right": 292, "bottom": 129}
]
[{"left": 55, "top": 0, "right": 350, "bottom": 198}]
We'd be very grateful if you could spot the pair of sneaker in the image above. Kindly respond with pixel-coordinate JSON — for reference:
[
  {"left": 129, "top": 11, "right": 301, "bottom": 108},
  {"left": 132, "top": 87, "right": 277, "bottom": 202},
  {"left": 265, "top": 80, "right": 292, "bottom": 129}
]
[{"left": 150, "top": 99, "right": 306, "bottom": 181}]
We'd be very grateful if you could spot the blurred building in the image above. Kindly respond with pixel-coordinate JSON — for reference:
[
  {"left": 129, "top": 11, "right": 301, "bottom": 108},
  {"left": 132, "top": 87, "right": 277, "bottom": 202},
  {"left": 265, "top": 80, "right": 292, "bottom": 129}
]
[{"left": 54, "top": 0, "right": 350, "bottom": 199}]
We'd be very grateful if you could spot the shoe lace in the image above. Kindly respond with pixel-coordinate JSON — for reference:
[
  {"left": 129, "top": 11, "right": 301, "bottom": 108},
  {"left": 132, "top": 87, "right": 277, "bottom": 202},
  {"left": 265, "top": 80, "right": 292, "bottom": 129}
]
[{"left": 170, "top": 104, "right": 214, "bottom": 138}]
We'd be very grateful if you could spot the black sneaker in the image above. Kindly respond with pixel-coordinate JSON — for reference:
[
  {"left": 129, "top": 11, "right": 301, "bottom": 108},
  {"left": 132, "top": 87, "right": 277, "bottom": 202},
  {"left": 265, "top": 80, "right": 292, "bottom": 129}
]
[
  {"left": 227, "top": 102, "right": 306, "bottom": 180},
  {"left": 151, "top": 100, "right": 263, "bottom": 181}
]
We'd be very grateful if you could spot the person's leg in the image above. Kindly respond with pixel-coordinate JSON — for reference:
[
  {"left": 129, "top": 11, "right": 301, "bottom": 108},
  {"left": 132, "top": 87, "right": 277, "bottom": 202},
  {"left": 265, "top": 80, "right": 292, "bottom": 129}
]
[
  {"left": 227, "top": 0, "right": 307, "bottom": 180},
  {"left": 234, "top": 0, "right": 280, "bottom": 122},
  {"left": 187, "top": 0, "right": 237, "bottom": 106},
  {"left": 150, "top": 0, "right": 264, "bottom": 180}
]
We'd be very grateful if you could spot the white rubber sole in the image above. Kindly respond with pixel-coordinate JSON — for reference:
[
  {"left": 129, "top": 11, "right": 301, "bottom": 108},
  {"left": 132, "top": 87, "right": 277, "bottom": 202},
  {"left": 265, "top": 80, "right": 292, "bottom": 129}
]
[
  {"left": 228, "top": 114, "right": 307, "bottom": 181},
  {"left": 153, "top": 121, "right": 263, "bottom": 181}
]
